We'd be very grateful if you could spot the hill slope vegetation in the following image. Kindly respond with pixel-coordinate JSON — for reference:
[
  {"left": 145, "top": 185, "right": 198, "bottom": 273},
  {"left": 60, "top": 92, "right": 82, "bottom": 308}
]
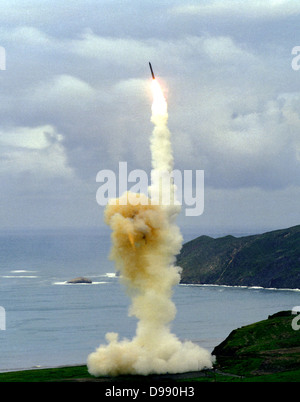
[
  {"left": 212, "top": 311, "right": 300, "bottom": 377},
  {"left": 177, "top": 225, "right": 300, "bottom": 289}
]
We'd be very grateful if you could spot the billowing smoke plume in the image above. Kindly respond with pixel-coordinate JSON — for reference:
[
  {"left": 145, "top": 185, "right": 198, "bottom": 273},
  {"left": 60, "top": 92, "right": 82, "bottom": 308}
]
[{"left": 87, "top": 79, "right": 214, "bottom": 376}]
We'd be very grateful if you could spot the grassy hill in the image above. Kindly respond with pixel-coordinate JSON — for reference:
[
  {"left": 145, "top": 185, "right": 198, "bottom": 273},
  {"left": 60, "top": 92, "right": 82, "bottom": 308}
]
[
  {"left": 212, "top": 310, "right": 300, "bottom": 378},
  {"left": 177, "top": 225, "right": 300, "bottom": 289}
]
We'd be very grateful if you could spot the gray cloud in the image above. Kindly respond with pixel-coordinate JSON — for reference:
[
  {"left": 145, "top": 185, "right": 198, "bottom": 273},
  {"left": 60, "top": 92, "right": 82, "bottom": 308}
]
[{"left": 0, "top": 1, "right": 299, "bottom": 233}]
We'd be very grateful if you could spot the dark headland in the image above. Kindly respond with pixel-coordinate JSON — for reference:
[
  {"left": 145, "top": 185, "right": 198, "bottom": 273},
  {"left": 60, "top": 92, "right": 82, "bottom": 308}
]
[{"left": 178, "top": 224, "right": 300, "bottom": 289}]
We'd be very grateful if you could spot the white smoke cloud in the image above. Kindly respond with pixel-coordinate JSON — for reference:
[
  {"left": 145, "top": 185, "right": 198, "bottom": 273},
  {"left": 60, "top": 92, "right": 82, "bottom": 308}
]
[{"left": 87, "top": 80, "right": 214, "bottom": 376}]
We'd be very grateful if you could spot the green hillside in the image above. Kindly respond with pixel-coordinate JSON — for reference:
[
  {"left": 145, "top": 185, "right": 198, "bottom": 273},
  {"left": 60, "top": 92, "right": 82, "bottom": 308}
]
[
  {"left": 212, "top": 311, "right": 300, "bottom": 377},
  {"left": 177, "top": 225, "right": 300, "bottom": 289}
]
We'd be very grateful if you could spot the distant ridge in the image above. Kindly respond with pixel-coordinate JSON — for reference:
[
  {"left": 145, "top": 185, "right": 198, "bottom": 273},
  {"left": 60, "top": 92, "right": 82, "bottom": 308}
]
[{"left": 177, "top": 225, "right": 300, "bottom": 289}]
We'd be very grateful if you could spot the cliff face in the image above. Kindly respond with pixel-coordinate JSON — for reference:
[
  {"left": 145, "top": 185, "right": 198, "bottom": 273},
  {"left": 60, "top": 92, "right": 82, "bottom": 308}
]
[{"left": 177, "top": 225, "right": 300, "bottom": 289}]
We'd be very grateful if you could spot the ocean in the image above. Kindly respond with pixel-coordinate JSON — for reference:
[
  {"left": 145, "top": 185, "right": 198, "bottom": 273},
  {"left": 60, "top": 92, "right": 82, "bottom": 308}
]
[{"left": 0, "top": 228, "right": 299, "bottom": 372}]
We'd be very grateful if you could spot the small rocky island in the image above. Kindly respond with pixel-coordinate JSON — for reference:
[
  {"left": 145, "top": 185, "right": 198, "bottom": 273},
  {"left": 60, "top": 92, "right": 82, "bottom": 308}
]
[{"left": 67, "top": 277, "right": 92, "bottom": 284}]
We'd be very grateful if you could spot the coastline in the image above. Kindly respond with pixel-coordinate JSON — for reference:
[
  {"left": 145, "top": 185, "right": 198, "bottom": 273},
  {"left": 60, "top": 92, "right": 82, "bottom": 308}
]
[
  {"left": 0, "top": 363, "right": 85, "bottom": 374},
  {"left": 179, "top": 283, "right": 300, "bottom": 292}
]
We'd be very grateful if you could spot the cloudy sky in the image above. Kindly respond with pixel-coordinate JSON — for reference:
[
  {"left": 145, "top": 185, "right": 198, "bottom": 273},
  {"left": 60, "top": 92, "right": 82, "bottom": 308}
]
[{"left": 0, "top": 0, "right": 300, "bottom": 237}]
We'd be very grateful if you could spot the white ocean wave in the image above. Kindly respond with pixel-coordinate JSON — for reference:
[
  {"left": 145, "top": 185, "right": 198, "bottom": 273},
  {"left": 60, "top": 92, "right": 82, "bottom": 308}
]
[
  {"left": 2, "top": 275, "right": 38, "bottom": 278},
  {"left": 52, "top": 281, "right": 109, "bottom": 285},
  {"left": 10, "top": 270, "right": 37, "bottom": 273},
  {"left": 179, "top": 283, "right": 300, "bottom": 292},
  {"left": 87, "top": 273, "right": 117, "bottom": 278},
  {"left": 105, "top": 272, "right": 116, "bottom": 278}
]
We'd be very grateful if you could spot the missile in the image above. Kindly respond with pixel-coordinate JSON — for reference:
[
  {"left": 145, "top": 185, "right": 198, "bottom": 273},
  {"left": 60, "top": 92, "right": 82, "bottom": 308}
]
[{"left": 149, "top": 62, "right": 155, "bottom": 79}]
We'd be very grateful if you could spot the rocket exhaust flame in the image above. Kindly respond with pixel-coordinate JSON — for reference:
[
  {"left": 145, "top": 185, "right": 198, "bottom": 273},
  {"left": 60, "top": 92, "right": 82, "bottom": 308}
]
[
  {"left": 128, "top": 231, "right": 136, "bottom": 250},
  {"left": 87, "top": 76, "right": 214, "bottom": 376}
]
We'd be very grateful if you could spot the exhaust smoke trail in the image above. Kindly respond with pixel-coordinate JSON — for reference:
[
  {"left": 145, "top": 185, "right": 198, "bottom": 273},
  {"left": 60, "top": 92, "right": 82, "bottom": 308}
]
[{"left": 87, "top": 78, "right": 214, "bottom": 376}]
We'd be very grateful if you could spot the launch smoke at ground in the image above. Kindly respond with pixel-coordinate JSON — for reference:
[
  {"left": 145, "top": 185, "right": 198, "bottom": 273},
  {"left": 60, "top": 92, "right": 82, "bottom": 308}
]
[{"left": 87, "top": 79, "right": 214, "bottom": 376}]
